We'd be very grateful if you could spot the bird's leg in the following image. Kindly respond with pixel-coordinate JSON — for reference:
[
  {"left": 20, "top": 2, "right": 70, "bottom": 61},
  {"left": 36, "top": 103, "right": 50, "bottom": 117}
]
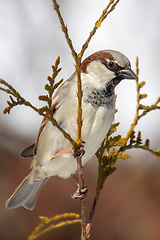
[
  {"left": 71, "top": 174, "right": 88, "bottom": 200},
  {"left": 73, "top": 145, "right": 85, "bottom": 158},
  {"left": 50, "top": 147, "right": 74, "bottom": 160},
  {"left": 71, "top": 145, "right": 88, "bottom": 200}
]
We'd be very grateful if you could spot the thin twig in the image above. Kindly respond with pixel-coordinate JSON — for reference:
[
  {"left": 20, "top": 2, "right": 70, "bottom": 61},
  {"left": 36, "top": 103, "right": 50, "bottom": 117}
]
[
  {"left": 85, "top": 57, "right": 138, "bottom": 237},
  {"left": 124, "top": 144, "right": 160, "bottom": 159},
  {"left": 52, "top": 2, "right": 86, "bottom": 239},
  {"left": 76, "top": 57, "right": 83, "bottom": 146},
  {"left": 122, "top": 57, "right": 140, "bottom": 144},
  {"left": 52, "top": 1, "right": 121, "bottom": 238},
  {"left": 52, "top": 0, "right": 77, "bottom": 60},
  {"left": 86, "top": 196, "right": 98, "bottom": 239},
  {"left": 28, "top": 213, "right": 81, "bottom": 240},
  {"left": 52, "top": 0, "right": 83, "bottom": 147},
  {"left": 75, "top": 147, "right": 87, "bottom": 240},
  {"left": 79, "top": 0, "right": 120, "bottom": 59}
]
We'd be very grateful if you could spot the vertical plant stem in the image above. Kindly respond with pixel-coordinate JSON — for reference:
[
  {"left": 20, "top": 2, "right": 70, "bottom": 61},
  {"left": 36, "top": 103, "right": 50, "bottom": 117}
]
[
  {"left": 75, "top": 55, "right": 86, "bottom": 239},
  {"left": 52, "top": 2, "right": 86, "bottom": 239},
  {"left": 81, "top": 198, "right": 87, "bottom": 240},
  {"left": 52, "top": 1, "right": 121, "bottom": 239},
  {"left": 52, "top": 0, "right": 77, "bottom": 60},
  {"left": 86, "top": 195, "right": 98, "bottom": 239},
  {"left": 76, "top": 56, "right": 83, "bottom": 146},
  {"left": 79, "top": 0, "right": 120, "bottom": 59},
  {"left": 121, "top": 57, "right": 139, "bottom": 145},
  {"left": 76, "top": 148, "right": 87, "bottom": 240}
]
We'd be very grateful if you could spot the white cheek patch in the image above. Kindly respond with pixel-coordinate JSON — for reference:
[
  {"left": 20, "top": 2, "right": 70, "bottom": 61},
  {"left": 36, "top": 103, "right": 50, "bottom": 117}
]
[{"left": 86, "top": 61, "right": 116, "bottom": 88}]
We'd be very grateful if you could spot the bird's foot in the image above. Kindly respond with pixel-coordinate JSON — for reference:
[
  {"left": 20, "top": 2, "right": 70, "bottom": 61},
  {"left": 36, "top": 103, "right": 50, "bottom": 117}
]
[
  {"left": 71, "top": 186, "right": 88, "bottom": 200},
  {"left": 73, "top": 145, "right": 85, "bottom": 158},
  {"left": 71, "top": 145, "right": 87, "bottom": 200}
]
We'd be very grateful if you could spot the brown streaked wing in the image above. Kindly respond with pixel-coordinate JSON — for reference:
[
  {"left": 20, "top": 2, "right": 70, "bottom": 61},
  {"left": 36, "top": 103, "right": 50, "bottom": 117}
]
[{"left": 33, "top": 91, "right": 60, "bottom": 156}]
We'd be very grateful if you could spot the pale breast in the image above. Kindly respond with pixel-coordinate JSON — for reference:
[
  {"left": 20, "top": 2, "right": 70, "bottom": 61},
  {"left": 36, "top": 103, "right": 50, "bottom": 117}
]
[{"left": 32, "top": 75, "right": 116, "bottom": 179}]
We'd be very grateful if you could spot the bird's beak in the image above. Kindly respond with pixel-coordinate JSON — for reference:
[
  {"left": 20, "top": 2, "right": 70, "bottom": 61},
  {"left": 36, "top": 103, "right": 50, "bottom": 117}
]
[{"left": 118, "top": 68, "right": 137, "bottom": 80}]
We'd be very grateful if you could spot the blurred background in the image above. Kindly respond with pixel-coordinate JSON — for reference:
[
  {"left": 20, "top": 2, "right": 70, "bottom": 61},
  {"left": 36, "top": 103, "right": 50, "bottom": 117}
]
[{"left": 0, "top": 0, "right": 160, "bottom": 239}]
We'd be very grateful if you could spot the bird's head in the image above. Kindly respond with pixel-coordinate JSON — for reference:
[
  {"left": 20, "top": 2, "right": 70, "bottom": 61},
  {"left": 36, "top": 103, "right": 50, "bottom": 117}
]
[{"left": 81, "top": 50, "right": 136, "bottom": 88}]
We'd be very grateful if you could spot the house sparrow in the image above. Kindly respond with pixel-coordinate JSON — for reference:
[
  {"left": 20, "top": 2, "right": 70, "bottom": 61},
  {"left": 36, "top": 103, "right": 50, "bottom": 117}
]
[{"left": 6, "top": 50, "right": 136, "bottom": 210}]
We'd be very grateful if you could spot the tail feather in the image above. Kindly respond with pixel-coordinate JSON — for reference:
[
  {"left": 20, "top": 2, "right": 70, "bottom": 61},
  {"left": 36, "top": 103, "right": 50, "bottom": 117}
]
[
  {"left": 6, "top": 177, "right": 48, "bottom": 210},
  {"left": 22, "top": 178, "right": 49, "bottom": 210}
]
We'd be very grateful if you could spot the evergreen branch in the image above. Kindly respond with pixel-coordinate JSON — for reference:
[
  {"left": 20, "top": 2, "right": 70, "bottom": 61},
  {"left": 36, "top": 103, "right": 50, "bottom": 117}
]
[
  {"left": 107, "top": 122, "right": 120, "bottom": 136},
  {"left": 122, "top": 57, "right": 160, "bottom": 148},
  {"left": 52, "top": 0, "right": 77, "bottom": 60},
  {"left": 95, "top": 56, "right": 160, "bottom": 195},
  {"left": 52, "top": 3, "right": 86, "bottom": 238},
  {"left": 2, "top": 0, "right": 160, "bottom": 238},
  {"left": 28, "top": 213, "right": 80, "bottom": 240},
  {"left": 52, "top": 4, "right": 123, "bottom": 237},
  {"left": 52, "top": 0, "right": 83, "bottom": 146},
  {"left": 87, "top": 56, "right": 160, "bottom": 237},
  {"left": 52, "top": 0, "right": 121, "bottom": 147},
  {"left": 0, "top": 79, "right": 38, "bottom": 114},
  {"left": 139, "top": 97, "right": 160, "bottom": 118},
  {"left": 125, "top": 144, "right": 160, "bottom": 159},
  {"left": 79, "top": 0, "right": 120, "bottom": 59},
  {"left": 74, "top": 147, "right": 87, "bottom": 239},
  {"left": 123, "top": 57, "right": 140, "bottom": 145},
  {"left": 76, "top": 0, "right": 120, "bottom": 147},
  {"left": 52, "top": 1, "right": 82, "bottom": 145},
  {"left": 0, "top": 58, "right": 77, "bottom": 148},
  {"left": 38, "top": 56, "right": 62, "bottom": 109},
  {"left": 75, "top": 57, "right": 83, "bottom": 146}
]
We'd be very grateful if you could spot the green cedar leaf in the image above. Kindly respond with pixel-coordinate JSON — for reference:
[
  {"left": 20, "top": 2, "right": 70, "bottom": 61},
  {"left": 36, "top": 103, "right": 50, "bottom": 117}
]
[
  {"left": 145, "top": 139, "right": 150, "bottom": 147},
  {"left": 107, "top": 122, "right": 120, "bottom": 136},
  {"left": 136, "top": 131, "right": 142, "bottom": 145},
  {"left": 140, "top": 94, "right": 147, "bottom": 99},
  {"left": 139, "top": 81, "right": 145, "bottom": 88},
  {"left": 117, "top": 153, "right": 131, "bottom": 160}
]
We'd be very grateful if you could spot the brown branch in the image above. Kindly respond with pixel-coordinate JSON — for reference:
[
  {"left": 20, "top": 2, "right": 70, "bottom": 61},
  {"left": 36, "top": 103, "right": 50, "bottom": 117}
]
[
  {"left": 52, "top": 2, "right": 86, "bottom": 239},
  {"left": 122, "top": 57, "right": 140, "bottom": 145},
  {"left": 74, "top": 146, "right": 87, "bottom": 240},
  {"left": 52, "top": 1, "right": 122, "bottom": 233},
  {"left": 52, "top": 0, "right": 83, "bottom": 146},
  {"left": 52, "top": 0, "right": 121, "bottom": 146},
  {"left": 3, "top": 1, "right": 122, "bottom": 239},
  {"left": 79, "top": 0, "right": 120, "bottom": 59},
  {"left": 52, "top": 0, "right": 77, "bottom": 60},
  {"left": 0, "top": 77, "right": 77, "bottom": 148},
  {"left": 76, "top": 57, "right": 83, "bottom": 145},
  {"left": 86, "top": 196, "right": 98, "bottom": 239},
  {"left": 77, "top": 0, "right": 120, "bottom": 144}
]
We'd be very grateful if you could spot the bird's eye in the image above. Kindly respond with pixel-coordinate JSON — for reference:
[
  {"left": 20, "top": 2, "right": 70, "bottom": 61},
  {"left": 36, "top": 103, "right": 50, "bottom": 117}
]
[
  {"left": 101, "top": 60, "right": 119, "bottom": 72},
  {"left": 107, "top": 60, "right": 117, "bottom": 71}
]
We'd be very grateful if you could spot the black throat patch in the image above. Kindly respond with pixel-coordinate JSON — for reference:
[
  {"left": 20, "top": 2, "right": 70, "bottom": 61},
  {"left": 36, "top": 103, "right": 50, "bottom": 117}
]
[{"left": 83, "top": 79, "right": 119, "bottom": 108}]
